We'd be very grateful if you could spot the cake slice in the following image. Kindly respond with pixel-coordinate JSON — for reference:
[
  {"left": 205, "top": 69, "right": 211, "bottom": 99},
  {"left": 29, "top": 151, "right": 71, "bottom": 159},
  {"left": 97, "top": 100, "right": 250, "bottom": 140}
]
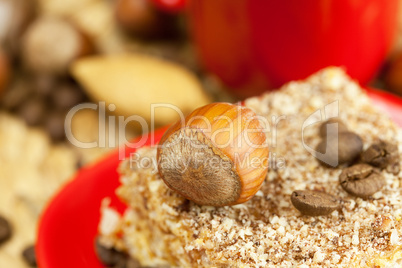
[{"left": 98, "top": 68, "right": 402, "bottom": 267}]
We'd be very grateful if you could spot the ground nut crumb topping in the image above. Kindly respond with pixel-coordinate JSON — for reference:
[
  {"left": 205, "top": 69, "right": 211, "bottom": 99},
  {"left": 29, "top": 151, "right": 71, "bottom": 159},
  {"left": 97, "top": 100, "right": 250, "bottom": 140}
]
[{"left": 99, "top": 68, "right": 402, "bottom": 267}]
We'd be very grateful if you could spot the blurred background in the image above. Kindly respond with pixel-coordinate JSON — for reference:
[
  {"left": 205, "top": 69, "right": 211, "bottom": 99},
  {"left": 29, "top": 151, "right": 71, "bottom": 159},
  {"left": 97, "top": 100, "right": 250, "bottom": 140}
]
[{"left": 0, "top": 0, "right": 401, "bottom": 267}]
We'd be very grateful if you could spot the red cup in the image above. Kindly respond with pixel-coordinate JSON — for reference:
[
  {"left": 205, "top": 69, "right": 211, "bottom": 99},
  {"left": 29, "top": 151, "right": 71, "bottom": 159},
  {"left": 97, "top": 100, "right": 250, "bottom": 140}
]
[{"left": 154, "top": 0, "right": 399, "bottom": 98}]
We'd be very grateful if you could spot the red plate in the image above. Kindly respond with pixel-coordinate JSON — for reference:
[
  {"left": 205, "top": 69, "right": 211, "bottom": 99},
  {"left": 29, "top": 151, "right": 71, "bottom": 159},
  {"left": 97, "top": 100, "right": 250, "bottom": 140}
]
[
  {"left": 37, "top": 89, "right": 402, "bottom": 268},
  {"left": 36, "top": 126, "right": 168, "bottom": 268}
]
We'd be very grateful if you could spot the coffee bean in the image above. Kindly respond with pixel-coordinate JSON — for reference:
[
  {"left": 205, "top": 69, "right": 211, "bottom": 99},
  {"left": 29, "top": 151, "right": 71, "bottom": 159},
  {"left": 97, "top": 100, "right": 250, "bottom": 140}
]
[
  {"left": 319, "top": 118, "right": 348, "bottom": 138},
  {"left": 316, "top": 131, "right": 363, "bottom": 167},
  {"left": 339, "top": 164, "right": 385, "bottom": 198},
  {"left": 0, "top": 215, "right": 12, "bottom": 245},
  {"left": 17, "top": 97, "right": 46, "bottom": 126},
  {"left": 22, "top": 245, "right": 37, "bottom": 266},
  {"left": 44, "top": 112, "right": 66, "bottom": 142},
  {"left": 291, "top": 190, "right": 341, "bottom": 216},
  {"left": 362, "top": 140, "right": 400, "bottom": 175},
  {"left": 32, "top": 74, "right": 58, "bottom": 96},
  {"left": 51, "top": 83, "right": 86, "bottom": 111},
  {"left": 95, "top": 238, "right": 127, "bottom": 266},
  {"left": 0, "top": 80, "right": 32, "bottom": 111}
]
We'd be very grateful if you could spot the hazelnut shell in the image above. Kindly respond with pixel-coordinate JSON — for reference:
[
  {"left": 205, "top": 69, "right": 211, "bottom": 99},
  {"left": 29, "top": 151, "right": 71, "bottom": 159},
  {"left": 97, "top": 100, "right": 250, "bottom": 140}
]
[{"left": 157, "top": 102, "right": 269, "bottom": 206}]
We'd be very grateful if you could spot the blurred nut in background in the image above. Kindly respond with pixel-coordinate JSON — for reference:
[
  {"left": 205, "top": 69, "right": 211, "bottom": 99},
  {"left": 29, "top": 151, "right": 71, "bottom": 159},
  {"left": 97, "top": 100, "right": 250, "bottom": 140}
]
[
  {"left": 21, "top": 17, "right": 93, "bottom": 75},
  {"left": 0, "top": 79, "right": 31, "bottom": 111},
  {"left": 0, "top": 0, "right": 37, "bottom": 57},
  {"left": 50, "top": 82, "right": 86, "bottom": 111},
  {"left": 71, "top": 53, "right": 211, "bottom": 127},
  {"left": 115, "top": 0, "right": 179, "bottom": 39},
  {"left": 0, "top": 49, "right": 10, "bottom": 94},
  {"left": 31, "top": 74, "right": 59, "bottom": 96},
  {"left": 385, "top": 51, "right": 402, "bottom": 96},
  {"left": 16, "top": 96, "right": 46, "bottom": 126},
  {"left": 44, "top": 111, "right": 67, "bottom": 142},
  {"left": 0, "top": 73, "right": 89, "bottom": 142}
]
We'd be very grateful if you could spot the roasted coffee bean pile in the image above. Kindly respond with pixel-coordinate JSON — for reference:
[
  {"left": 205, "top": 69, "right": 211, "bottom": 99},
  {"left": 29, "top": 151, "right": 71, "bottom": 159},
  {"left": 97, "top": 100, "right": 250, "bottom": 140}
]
[
  {"left": 0, "top": 74, "right": 89, "bottom": 142},
  {"left": 292, "top": 119, "right": 400, "bottom": 216}
]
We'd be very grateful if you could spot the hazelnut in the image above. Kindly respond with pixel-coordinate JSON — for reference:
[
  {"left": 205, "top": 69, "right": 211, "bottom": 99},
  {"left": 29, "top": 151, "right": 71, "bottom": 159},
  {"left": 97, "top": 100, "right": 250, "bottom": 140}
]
[
  {"left": 21, "top": 17, "right": 93, "bottom": 75},
  {"left": 71, "top": 53, "right": 210, "bottom": 126},
  {"left": 115, "top": 0, "right": 178, "bottom": 38},
  {"left": 157, "top": 102, "right": 269, "bottom": 206}
]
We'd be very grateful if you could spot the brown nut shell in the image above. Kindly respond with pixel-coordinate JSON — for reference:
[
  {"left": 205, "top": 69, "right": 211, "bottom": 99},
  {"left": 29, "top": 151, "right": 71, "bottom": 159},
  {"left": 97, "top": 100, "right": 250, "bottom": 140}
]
[
  {"left": 22, "top": 17, "right": 93, "bottom": 75},
  {"left": 157, "top": 102, "right": 269, "bottom": 206}
]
